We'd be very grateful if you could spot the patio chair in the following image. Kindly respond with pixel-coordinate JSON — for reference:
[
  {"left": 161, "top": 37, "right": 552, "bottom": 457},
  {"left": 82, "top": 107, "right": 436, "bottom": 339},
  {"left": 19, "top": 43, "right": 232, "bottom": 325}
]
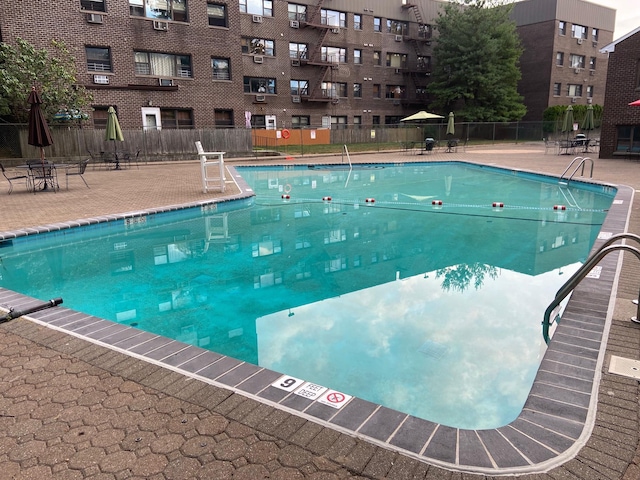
[
  {"left": 122, "top": 150, "right": 140, "bottom": 169},
  {"left": 26, "top": 160, "right": 58, "bottom": 193},
  {"left": 65, "top": 159, "right": 90, "bottom": 189},
  {"left": 543, "top": 138, "right": 558, "bottom": 155},
  {"left": 1, "top": 162, "right": 30, "bottom": 194}
]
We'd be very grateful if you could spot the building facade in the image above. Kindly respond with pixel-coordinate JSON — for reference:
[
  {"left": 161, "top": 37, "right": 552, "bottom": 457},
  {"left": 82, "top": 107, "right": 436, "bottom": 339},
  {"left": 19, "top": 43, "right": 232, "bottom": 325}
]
[
  {"left": 511, "top": 0, "right": 615, "bottom": 122},
  {"left": 600, "top": 27, "right": 640, "bottom": 159}
]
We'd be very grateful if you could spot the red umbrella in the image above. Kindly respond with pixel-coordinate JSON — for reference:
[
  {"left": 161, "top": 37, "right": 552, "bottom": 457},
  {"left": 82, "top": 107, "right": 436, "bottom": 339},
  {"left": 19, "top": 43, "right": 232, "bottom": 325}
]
[
  {"left": 27, "top": 86, "right": 54, "bottom": 165},
  {"left": 629, "top": 99, "right": 640, "bottom": 106}
]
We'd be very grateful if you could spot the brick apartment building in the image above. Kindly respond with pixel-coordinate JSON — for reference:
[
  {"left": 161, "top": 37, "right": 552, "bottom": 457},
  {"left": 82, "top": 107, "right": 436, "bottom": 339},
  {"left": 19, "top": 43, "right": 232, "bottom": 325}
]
[
  {"left": 0, "top": 0, "right": 618, "bottom": 130},
  {"left": 511, "top": 0, "right": 615, "bottom": 122},
  {"left": 600, "top": 27, "right": 640, "bottom": 159}
]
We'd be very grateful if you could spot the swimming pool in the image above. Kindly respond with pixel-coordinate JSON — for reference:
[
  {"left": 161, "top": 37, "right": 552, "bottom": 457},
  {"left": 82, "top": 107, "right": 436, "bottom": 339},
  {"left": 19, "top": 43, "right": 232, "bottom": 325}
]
[{"left": 0, "top": 162, "right": 615, "bottom": 431}]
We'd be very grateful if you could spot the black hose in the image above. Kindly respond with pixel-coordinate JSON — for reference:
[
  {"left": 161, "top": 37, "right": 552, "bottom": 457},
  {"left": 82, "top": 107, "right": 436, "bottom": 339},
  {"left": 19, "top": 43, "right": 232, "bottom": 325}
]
[{"left": 0, "top": 298, "right": 63, "bottom": 324}]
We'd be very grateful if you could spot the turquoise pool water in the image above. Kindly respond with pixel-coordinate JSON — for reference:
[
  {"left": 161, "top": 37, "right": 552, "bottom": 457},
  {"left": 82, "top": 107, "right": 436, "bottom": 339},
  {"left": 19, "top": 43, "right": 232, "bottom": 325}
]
[{"left": 0, "top": 162, "right": 615, "bottom": 429}]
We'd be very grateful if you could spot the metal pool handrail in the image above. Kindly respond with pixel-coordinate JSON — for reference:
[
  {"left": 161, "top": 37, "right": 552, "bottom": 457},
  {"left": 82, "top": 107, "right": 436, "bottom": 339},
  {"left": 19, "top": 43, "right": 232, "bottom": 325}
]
[
  {"left": 342, "top": 144, "right": 353, "bottom": 188},
  {"left": 543, "top": 233, "right": 640, "bottom": 344},
  {"left": 559, "top": 156, "right": 594, "bottom": 183}
]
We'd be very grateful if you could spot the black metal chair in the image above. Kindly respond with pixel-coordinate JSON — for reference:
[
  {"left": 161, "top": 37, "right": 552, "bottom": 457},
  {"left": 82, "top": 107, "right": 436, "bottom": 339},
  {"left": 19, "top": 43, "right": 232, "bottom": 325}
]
[
  {"left": 1, "top": 162, "right": 30, "bottom": 194},
  {"left": 65, "top": 159, "right": 90, "bottom": 189}
]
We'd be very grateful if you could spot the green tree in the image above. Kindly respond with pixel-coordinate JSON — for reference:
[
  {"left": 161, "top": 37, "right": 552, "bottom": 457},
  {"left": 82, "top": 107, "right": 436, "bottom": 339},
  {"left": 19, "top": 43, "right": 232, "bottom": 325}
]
[
  {"left": 0, "top": 38, "right": 92, "bottom": 123},
  {"left": 428, "top": 0, "right": 526, "bottom": 122}
]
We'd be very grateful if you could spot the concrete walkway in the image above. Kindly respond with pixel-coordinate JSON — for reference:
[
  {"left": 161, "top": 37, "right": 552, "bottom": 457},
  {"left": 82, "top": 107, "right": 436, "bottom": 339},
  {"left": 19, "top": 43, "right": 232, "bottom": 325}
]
[{"left": 0, "top": 143, "right": 639, "bottom": 479}]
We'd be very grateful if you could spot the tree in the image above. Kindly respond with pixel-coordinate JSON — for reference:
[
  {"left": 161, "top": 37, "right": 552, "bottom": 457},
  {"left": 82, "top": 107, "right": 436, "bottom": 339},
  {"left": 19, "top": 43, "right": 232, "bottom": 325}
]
[
  {"left": 428, "top": 0, "right": 526, "bottom": 122},
  {"left": 0, "top": 38, "right": 92, "bottom": 123}
]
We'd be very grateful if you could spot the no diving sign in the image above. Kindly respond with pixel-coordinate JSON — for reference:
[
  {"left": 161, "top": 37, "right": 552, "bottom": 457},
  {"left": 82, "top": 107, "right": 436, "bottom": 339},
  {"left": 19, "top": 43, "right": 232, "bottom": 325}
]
[
  {"left": 318, "top": 389, "right": 352, "bottom": 409},
  {"left": 271, "top": 376, "right": 352, "bottom": 410}
]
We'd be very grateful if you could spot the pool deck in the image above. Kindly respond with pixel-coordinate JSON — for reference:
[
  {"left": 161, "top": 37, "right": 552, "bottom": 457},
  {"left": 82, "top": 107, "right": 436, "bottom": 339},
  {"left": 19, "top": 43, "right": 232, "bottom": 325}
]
[{"left": 1, "top": 143, "right": 639, "bottom": 479}]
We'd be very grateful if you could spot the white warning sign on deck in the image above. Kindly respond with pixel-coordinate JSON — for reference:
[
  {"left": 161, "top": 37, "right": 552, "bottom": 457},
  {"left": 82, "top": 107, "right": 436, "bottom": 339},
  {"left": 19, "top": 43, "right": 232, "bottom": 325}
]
[
  {"left": 317, "top": 390, "right": 353, "bottom": 409},
  {"left": 272, "top": 376, "right": 304, "bottom": 392},
  {"left": 294, "top": 382, "right": 327, "bottom": 400},
  {"left": 587, "top": 266, "right": 602, "bottom": 279}
]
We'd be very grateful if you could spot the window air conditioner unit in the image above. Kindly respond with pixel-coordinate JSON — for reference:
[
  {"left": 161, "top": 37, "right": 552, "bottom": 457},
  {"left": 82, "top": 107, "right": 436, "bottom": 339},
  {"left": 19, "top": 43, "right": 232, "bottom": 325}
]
[
  {"left": 292, "top": 95, "right": 301, "bottom": 103},
  {"left": 153, "top": 20, "right": 168, "bottom": 31},
  {"left": 253, "top": 55, "right": 264, "bottom": 64},
  {"left": 395, "top": 35, "right": 403, "bottom": 42},
  {"left": 93, "top": 74, "right": 109, "bottom": 85},
  {"left": 574, "top": 67, "right": 581, "bottom": 74},
  {"left": 589, "top": 69, "right": 595, "bottom": 76},
  {"left": 290, "top": 20, "right": 299, "bottom": 28},
  {"left": 291, "top": 59, "right": 300, "bottom": 67},
  {"left": 571, "top": 97, "right": 577, "bottom": 103},
  {"left": 576, "top": 38, "right": 583, "bottom": 44},
  {"left": 587, "top": 97, "right": 592, "bottom": 104},
  {"left": 255, "top": 95, "right": 266, "bottom": 102},
  {"left": 592, "top": 41, "right": 598, "bottom": 47},
  {"left": 252, "top": 15, "right": 263, "bottom": 23},
  {"left": 331, "top": 28, "right": 339, "bottom": 34},
  {"left": 86, "top": 13, "right": 104, "bottom": 24},
  {"left": 158, "top": 78, "right": 174, "bottom": 86}
]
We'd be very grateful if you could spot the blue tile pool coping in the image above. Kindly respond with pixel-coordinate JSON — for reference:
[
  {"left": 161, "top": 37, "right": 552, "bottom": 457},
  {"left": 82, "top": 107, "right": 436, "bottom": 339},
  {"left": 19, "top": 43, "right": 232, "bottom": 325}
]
[{"left": 0, "top": 163, "right": 633, "bottom": 475}]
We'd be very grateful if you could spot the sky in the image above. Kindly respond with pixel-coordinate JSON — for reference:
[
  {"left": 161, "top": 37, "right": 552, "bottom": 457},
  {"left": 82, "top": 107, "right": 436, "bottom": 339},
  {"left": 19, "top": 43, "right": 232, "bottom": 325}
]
[{"left": 579, "top": 0, "right": 639, "bottom": 38}]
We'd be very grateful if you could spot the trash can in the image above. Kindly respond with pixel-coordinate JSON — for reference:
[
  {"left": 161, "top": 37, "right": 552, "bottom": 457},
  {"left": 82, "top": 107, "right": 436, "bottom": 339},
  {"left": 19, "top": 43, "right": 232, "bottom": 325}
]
[{"left": 425, "top": 138, "right": 435, "bottom": 151}]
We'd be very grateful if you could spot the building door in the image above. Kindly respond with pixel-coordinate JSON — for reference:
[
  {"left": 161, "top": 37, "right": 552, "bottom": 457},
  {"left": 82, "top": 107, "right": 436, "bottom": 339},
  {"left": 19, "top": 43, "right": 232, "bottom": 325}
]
[{"left": 141, "top": 107, "right": 161, "bottom": 130}]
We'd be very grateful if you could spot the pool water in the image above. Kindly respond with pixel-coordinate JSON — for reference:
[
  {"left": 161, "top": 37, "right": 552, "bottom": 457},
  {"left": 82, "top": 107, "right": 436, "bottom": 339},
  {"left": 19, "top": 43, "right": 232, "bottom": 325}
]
[{"left": 0, "top": 162, "right": 615, "bottom": 429}]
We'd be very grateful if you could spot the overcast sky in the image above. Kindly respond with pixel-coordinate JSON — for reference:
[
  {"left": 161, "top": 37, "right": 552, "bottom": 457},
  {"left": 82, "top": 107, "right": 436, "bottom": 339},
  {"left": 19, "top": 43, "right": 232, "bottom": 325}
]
[{"left": 579, "top": 0, "right": 639, "bottom": 38}]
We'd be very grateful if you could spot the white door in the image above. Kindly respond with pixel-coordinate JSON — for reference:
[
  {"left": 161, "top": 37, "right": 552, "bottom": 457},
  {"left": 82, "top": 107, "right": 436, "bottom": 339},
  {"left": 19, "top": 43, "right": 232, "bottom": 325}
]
[{"left": 141, "top": 107, "right": 161, "bottom": 130}]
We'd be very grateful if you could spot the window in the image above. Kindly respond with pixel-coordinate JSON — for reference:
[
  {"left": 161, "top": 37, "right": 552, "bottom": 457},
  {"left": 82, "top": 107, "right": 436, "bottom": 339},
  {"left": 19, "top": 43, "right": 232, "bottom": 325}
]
[
  {"left": 374, "top": 17, "right": 381, "bottom": 32},
  {"left": 241, "top": 38, "right": 274, "bottom": 56},
  {"left": 239, "top": 0, "right": 272, "bottom": 16},
  {"left": 244, "top": 76, "right": 276, "bottom": 94},
  {"left": 353, "top": 83, "right": 362, "bottom": 98},
  {"left": 290, "top": 79, "right": 308, "bottom": 96},
  {"left": 571, "top": 24, "right": 587, "bottom": 39},
  {"left": 160, "top": 109, "right": 194, "bottom": 129},
  {"left": 288, "top": 3, "right": 306, "bottom": 21},
  {"left": 586, "top": 85, "right": 593, "bottom": 98},
  {"left": 615, "top": 126, "right": 640, "bottom": 153},
  {"left": 212, "top": 57, "right": 230, "bottom": 80},
  {"left": 214, "top": 109, "right": 233, "bottom": 127},
  {"left": 289, "top": 43, "right": 308, "bottom": 59},
  {"left": 386, "top": 19, "right": 407, "bottom": 35},
  {"left": 81, "top": 0, "right": 105, "bottom": 12},
  {"left": 385, "top": 116, "right": 403, "bottom": 125},
  {"left": 418, "top": 24, "right": 432, "bottom": 39},
  {"left": 207, "top": 3, "right": 227, "bottom": 27},
  {"left": 291, "top": 116, "right": 310, "bottom": 129},
  {"left": 385, "top": 85, "right": 404, "bottom": 99},
  {"left": 129, "top": 0, "right": 188, "bottom": 21},
  {"left": 331, "top": 116, "right": 348, "bottom": 130},
  {"left": 556, "top": 52, "right": 564, "bottom": 66},
  {"left": 567, "top": 84, "right": 582, "bottom": 97},
  {"left": 386, "top": 53, "right": 407, "bottom": 68},
  {"left": 92, "top": 106, "right": 109, "bottom": 128},
  {"left": 354, "top": 14, "right": 362, "bottom": 30},
  {"left": 558, "top": 21, "right": 566, "bottom": 36},
  {"left": 86, "top": 46, "right": 111, "bottom": 72},
  {"left": 372, "top": 115, "right": 380, "bottom": 125},
  {"left": 321, "top": 9, "right": 345, "bottom": 27},
  {"left": 373, "top": 84, "right": 381, "bottom": 99},
  {"left": 553, "top": 83, "right": 561, "bottom": 96},
  {"left": 417, "top": 56, "right": 431, "bottom": 70},
  {"left": 321, "top": 46, "right": 346, "bottom": 63},
  {"left": 353, "top": 49, "right": 362, "bottom": 64},
  {"left": 321, "top": 82, "right": 347, "bottom": 98},
  {"left": 569, "top": 54, "right": 585, "bottom": 69},
  {"left": 589, "top": 57, "right": 596, "bottom": 70},
  {"left": 592, "top": 28, "right": 599, "bottom": 42},
  {"left": 373, "top": 51, "right": 381, "bottom": 66},
  {"left": 134, "top": 52, "right": 192, "bottom": 78}
]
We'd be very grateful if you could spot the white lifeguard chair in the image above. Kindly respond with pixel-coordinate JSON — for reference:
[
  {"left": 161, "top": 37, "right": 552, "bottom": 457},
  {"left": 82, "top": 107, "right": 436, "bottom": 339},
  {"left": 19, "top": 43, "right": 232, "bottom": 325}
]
[{"left": 195, "top": 141, "right": 226, "bottom": 193}]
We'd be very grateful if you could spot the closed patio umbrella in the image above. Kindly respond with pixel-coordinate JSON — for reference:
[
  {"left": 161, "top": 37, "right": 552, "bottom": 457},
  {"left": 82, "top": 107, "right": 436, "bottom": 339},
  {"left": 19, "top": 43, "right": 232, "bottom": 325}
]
[
  {"left": 27, "top": 86, "right": 53, "bottom": 166},
  {"left": 400, "top": 111, "right": 444, "bottom": 122},
  {"left": 581, "top": 104, "right": 595, "bottom": 144},
  {"left": 446, "top": 112, "right": 455, "bottom": 136},
  {"left": 561, "top": 105, "right": 574, "bottom": 141},
  {"left": 105, "top": 106, "right": 124, "bottom": 169}
]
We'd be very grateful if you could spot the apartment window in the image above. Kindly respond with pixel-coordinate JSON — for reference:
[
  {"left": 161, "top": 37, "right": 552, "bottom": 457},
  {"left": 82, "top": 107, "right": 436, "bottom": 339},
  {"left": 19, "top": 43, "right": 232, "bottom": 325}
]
[
  {"left": 553, "top": 83, "right": 561, "bottom": 96},
  {"left": 160, "top": 109, "right": 193, "bottom": 129},
  {"left": 418, "top": 24, "right": 432, "bottom": 39},
  {"left": 321, "top": 46, "right": 346, "bottom": 63},
  {"left": 92, "top": 106, "right": 109, "bottom": 128},
  {"left": 372, "top": 115, "right": 380, "bottom": 125},
  {"left": 212, "top": 57, "right": 230, "bottom": 80},
  {"left": 321, "top": 81, "right": 347, "bottom": 98},
  {"left": 417, "top": 55, "right": 431, "bottom": 70},
  {"left": 239, "top": 0, "right": 272, "bottom": 16},
  {"left": 207, "top": 3, "right": 227, "bottom": 27},
  {"left": 616, "top": 126, "right": 640, "bottom": 153},
  {"left": 81, "top": 0, "right": 105, "bottom": 12},
  {"left": 291, "top": 115, "right": 310, "bottom": 128},
  {"left": 374, "top": 17, "right": 381, "bottom": 32},
  {"left": 214, "top": 109, "right": 234, "bottom": 127},
  {"left": 134, "top": 52, "right": 192, "bottom": 78},
  {"left": 86, "top": 46, "right": 112, "bottom": 72},
  {"left": 567, "top": 84, "right": 582, "bottom": 97},
  {"left": 241, "top": 38, "right": 274, "bottom": 56},
  {"left": 290, "top": 79, "right": 308, "bottom": 96},
  {"left": 353, "top": 116, "right": 361, "bottom": 128},
  {"left": 354, "top": 14, "right": 362, "bottom": 30},
  {"left": 288, "top": 3, "right": 306, "bottom": 21},
  {"left": 289, "top": 43, "right": 308, "bottom": 59},
  {"left": 353, "top": 49, "right": 362, "bottom": 64},
  {"left": 589, "top": 57, "right": 596, "bottom": 70},
  {"left": 556, "top": 52, "right": 564, "bottom": 66},
  {"left": 353, "top": 83, "right": 362, "bottom": 98},
  {"left": 569, "top": 54, "right": 585, "bottom": 69},
  {"left": 571, "top": 24, "right": 587, "bottom": 39},
  {"left": 558, "top": 21, "right": 566, "bottom": 36},
  {"left": 386, "top": 53, "right": 407, "bottom": 68},
  {"left": 586, "top": 85, "right": 593, "bottom": 98},
  {"left": 129, "top": 0, "right": 188, "bottom": 21},
  {"left": 321, "top": 9, "right": 345, "bottom": 27},
  {"left": 373, "top": 84, "right": 381, "bottom": 98},
  {"left": 244, "top": 76, "right": 276, "bottom": 94},
  {"left": 385, "top": 85, "right": 404, "bottom": 99},
  {"left": 251, "top": 115, "right": 266, "bottom": 128},
  {"left": 373, "top": 51, "right": 381, "bottom": 66},
  {"left": 386, "top": 19, "right": 407, "bottom": 35},
  {"left": 385, "top": 116, "right": 403, "bottom": 125},
  {"left": 592, "top": 28, "right": 599, "bottom": 42},
  {"left": 331, "top": 116, "right": 348, "bottom": 130}
]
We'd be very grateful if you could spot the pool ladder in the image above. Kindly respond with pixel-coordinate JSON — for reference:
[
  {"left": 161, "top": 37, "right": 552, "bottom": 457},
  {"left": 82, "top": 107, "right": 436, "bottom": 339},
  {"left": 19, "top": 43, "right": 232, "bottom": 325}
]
[
  {"left": 559, "top": 156, "right": 594, "bottom": 184},
  {"left": 542, "top": 233, "right": 640, "bottom": 344}
]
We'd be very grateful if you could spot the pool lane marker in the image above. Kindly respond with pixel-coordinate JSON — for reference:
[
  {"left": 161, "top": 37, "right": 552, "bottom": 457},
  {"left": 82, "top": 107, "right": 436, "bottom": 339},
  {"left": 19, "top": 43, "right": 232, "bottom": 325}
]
[{"left": 271, "top": 375, "right": 352, "bottom": 409}]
